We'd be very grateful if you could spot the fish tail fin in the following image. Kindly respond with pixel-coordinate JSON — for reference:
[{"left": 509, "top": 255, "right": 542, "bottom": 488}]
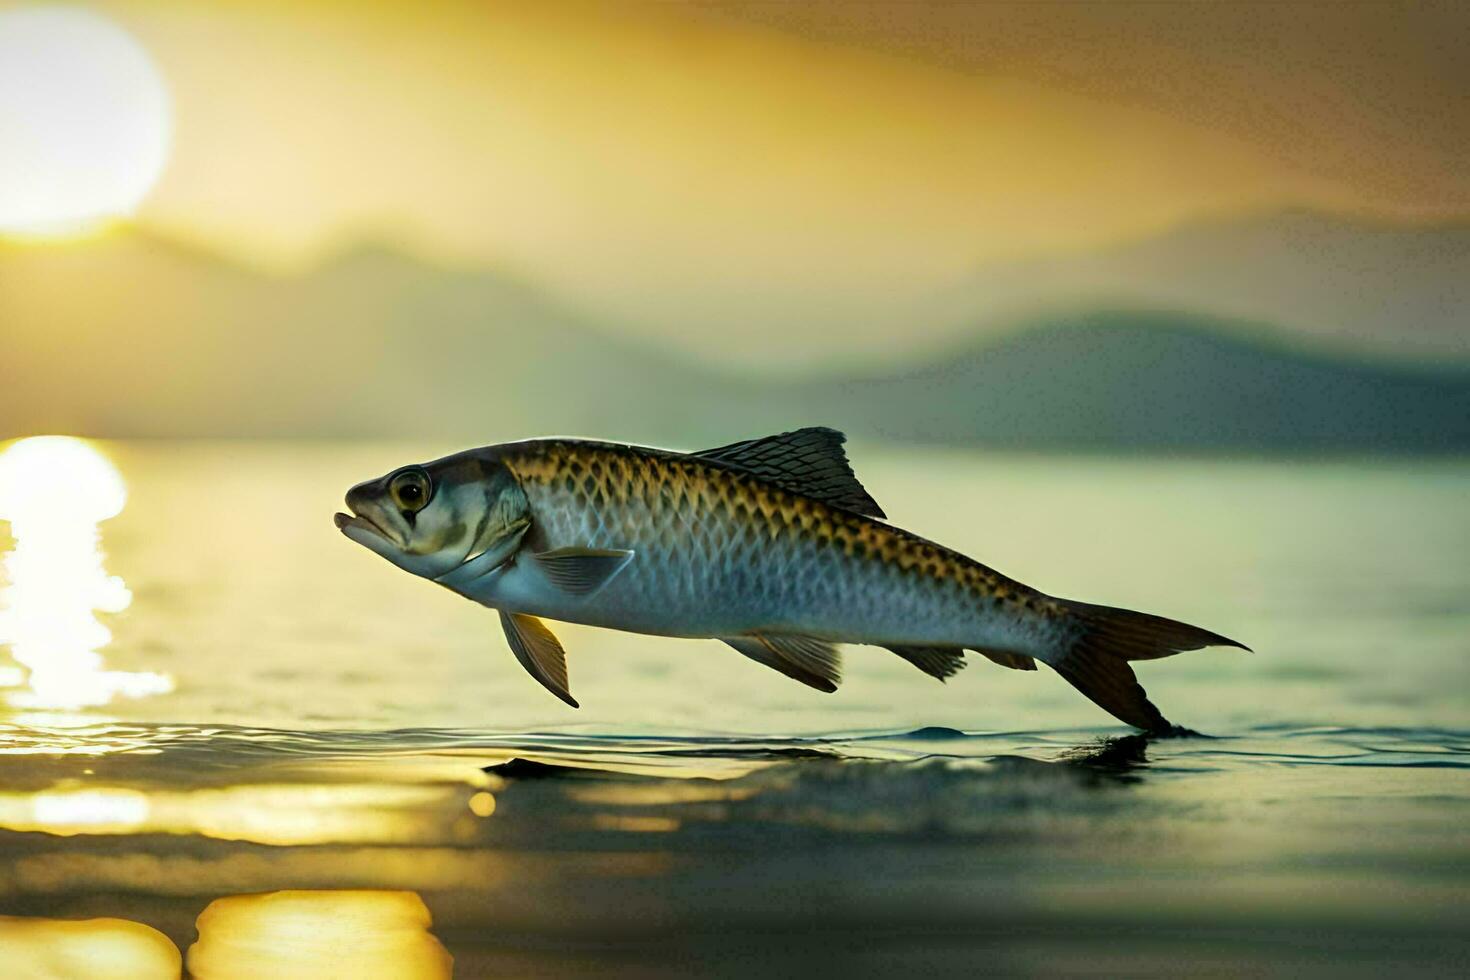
[{"left": 1052, "top": 601, "right": 1250, "bottom": 732}]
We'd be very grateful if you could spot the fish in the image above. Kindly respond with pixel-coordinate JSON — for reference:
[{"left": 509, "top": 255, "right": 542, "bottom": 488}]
[{"left": 335, "top": 427, "right": 1247, "bottom": 731}]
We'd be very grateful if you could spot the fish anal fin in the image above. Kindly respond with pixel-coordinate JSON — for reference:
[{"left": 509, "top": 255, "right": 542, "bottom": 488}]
[
  {"left": 694, "top": 427, "right": 885, "bottom": 519},
  {"left": 530, "top": 548, "right": 634, "bottom": 597},
  {"left": 723, "top": 633, "right": 841, "bottom": 692},
  {"left": 499, "top": 611, "right": 578, "bottom": 707},
  {"left": 973, "top": 649, "right": 1037, "bottom": 671},
  {"left": 885, "top": 645, "right": 968, "bottom": 681}
]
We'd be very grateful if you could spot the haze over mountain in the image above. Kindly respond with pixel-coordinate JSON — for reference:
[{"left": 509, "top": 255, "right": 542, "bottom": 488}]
[
  {"left": 2, "top": 225, "right": 1466, "bottom": 453},
  {"left": 93, "top": 0, "right": 1470, "bottom": 355},
  {"left": 930, "top": 209, "right": 1470, "bottom": 364}
]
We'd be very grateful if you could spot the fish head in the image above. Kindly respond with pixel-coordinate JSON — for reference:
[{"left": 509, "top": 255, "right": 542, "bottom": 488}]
[{"left": 336, "top": 452, "right": 529, "bottom": 580}]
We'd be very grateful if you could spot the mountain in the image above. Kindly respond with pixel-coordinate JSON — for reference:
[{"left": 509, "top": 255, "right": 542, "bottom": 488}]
[
  {"left": 2, "top": 230, "right": 1467, "bottom": 452},
  {"left": 789, "top": 311, "right": 1470, "bottom": 453},
  {"left": 0, "top": 232, "right": 730, "bottom": 442},
  {"left": 935, "top": 209, "right": 1470, "bottom": 363}
]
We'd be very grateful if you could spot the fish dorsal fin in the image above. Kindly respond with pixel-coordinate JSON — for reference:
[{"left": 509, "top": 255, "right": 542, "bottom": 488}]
[
  {"left": 723, "top": 633, "right": 841, "bottom": 692},
  {"left": 694, "top": 427, "right": 885, "bottom": 519},
  {"left": 500, "top": 611, "right": 579, "bottom": 707},
  {"left": 885, "top": 645, "right": 968, "bottom": 681}
]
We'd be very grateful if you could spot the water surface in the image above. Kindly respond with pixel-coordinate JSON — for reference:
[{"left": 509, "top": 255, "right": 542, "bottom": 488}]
[{"left": 0, "top": 442, "right": 1466, "bottom": 976}]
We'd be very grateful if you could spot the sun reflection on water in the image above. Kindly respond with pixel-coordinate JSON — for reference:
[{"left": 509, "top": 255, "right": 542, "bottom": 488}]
[
  {"left": 0, "top": 781, "right": 473, "bottom": 845},
  {"left": 0, "top": 890, "right": 451, "bottom": 980},
  {"left": 0, "top": 436, "right": 171, "bottom": 709},
  {"left": 188, "top": 890, "right": 453, "bottom": 979},
  {"left": 0, "top": 913, "right": 181, "bottom": 979}
]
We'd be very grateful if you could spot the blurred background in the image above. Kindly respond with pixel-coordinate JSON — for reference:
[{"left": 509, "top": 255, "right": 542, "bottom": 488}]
[
  {"left": 2, "top": 0, "right": 1467, "bottom": 449},
  {"left": 0, "top": 3, "right": 1467, "bottom": 976}
]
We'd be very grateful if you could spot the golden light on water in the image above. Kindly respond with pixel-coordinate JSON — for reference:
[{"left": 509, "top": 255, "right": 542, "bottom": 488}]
[
  {"left": 0, "top": 890, "right": 450, "bottom": 980},
  {"left": 187, "top": 890, "right": 453, "bottom": 980},
  {"left": 0, "top": 436, "right": 172, "bottom": 709},
  {"left": 0, "top": 6, "right": 172, "bottom": 237},
  {"left": 467, "top": 789, "right": 497, "bottom": 817},
  {"left": 0, "top": 914, "right": 181, "bottom": 979},
  {"left": 27, "top": 787, "right": 152, "bottom": 835},
  {"left": 0, "top": 782, "right": 467, "bottom": 846}
]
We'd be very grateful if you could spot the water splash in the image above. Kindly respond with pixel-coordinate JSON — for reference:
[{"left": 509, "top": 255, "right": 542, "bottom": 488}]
[{"left": 0, "top": 437, "right": 172, "bottom": 709}]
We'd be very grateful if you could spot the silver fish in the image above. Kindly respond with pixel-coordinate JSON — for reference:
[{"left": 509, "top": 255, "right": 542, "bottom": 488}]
[{"left": 336, "top": 427, "right": 1247, "bottom": 730}]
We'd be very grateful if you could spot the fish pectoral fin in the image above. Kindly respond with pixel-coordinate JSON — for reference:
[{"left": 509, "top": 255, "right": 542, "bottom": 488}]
[
  {"left": 885, "top": 645, "right": 968, "bottom": 681},
  {"left": 499, "top": 611, "right": 579, "bottom": 707},
  {"left": 971, "top": 648, "right": 1038, "bottom": 671},
  {"left": 693, "top": 427, "right": 885, "bottom": 519},
  {"left": 529, "top": 548, "right": 635, "bottom": 597},
  {"left": 723, "top": 633, "right": 841, "bottom": 692}
]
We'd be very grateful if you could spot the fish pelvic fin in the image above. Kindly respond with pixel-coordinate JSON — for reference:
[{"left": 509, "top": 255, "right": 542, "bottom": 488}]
[
  {"left": 1052, "top": 602, "right": 1249, "bottom": 732},
  {"left": 500, "top": 611, "right": 578, "bottom": 707},
  {"left": 723, "top": 634, "right": 841, "bottom": 692},
  {"left": 884, "top": 645, "right": 967, "bottom": 682}
]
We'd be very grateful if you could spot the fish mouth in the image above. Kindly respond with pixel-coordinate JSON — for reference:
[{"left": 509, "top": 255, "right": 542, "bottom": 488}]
[{"left": 334, "top": 509, "right": 391, "bottom": 542}]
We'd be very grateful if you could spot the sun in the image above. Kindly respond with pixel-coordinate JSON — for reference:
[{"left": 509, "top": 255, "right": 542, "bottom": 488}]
[{"left": 0, "top": 6, "right": 172, "bottom": 238}]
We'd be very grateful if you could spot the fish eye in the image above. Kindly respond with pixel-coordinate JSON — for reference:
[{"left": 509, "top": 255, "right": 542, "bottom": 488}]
[{"left": 389, "top": 468, "right": 432, "bottom": 513}]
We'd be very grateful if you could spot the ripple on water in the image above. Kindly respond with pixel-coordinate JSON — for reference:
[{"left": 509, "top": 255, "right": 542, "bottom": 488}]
[{"left": 1, "top": 718, "right": 1465, "bottom": 778}]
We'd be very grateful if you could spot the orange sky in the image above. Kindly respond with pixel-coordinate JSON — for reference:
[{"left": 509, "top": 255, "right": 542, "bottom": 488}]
[{"left": 19, "top": 0, "right": 1470, "bottom": 346}]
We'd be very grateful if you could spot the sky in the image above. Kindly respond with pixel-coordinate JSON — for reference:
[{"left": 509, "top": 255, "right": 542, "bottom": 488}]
[{"left": 5, "top": 0, "right": 1469, "bottom": 351}]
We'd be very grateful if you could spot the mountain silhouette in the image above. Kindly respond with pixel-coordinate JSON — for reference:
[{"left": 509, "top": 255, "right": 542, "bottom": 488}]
[
  {"left": 933, "top": 209, "right": 1470, "bottom": 363},
  {"left": 789, "top": 312, "right": 1470, "bottom": 452},
  {"left": 2, "top": 228, "right": 1466, "bottom": 452}
]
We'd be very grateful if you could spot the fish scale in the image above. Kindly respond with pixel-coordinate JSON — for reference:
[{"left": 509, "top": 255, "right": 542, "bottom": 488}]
[{"left": 495, "top": 439, "right": 1066, "bottom": 649}]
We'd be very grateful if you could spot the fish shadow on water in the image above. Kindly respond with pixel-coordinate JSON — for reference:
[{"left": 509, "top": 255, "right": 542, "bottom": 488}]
[
  {"left": 1058, "top": 733, "right": 1153, "bottom": 777},
  {"left": 987, "top": 733, "right": 1154, "bottom": 788},
  {"left": 476, "top": 727, "right": 1209, "bottom": 845},
  {"left": 482, "top": 726, "right": 1210, "bottom": 790},
  {"left": 483, "top": 745, "right": 835, "bottom": 778},
  {"left": 1056, "top": 725, "right": 1211, "bottom": 778}
]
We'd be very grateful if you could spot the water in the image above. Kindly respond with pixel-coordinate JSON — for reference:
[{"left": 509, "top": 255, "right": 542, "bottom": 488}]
[{"left": 0, "top": 441, "right": 1466, "bottom": 977}]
